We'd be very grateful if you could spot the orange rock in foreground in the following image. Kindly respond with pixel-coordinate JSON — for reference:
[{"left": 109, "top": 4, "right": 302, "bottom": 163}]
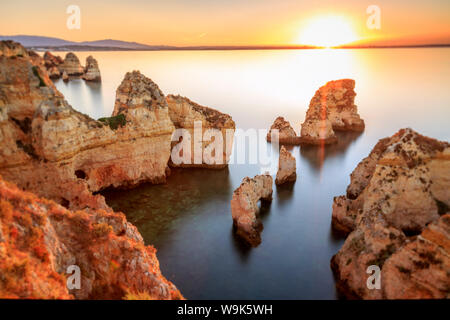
[
  {"left": 331, "top": 128, "right": 450, "bottom": 299},
  {"left": 0, "top": 176, "right": 182, "bottom": 300}
]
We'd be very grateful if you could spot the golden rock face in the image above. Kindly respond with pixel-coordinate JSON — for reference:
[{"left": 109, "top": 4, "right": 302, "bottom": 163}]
[
  {"left": 0, "top": 176, "right": 183, "bottom": 299},
  {"left": 300, "top": 79, "right": 364, "bottom": 145}
]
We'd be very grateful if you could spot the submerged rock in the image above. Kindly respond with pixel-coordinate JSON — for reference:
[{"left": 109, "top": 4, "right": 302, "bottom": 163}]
[
  {"left": 275, "top": 146, "right": 297, "bottom": 185},
  {"left": 331, "top": 128, "right": 450, "bottom": 299},
  {"left": 0, "top": 175, "right": 183, "bottom": 299},
  {"left": 82, "top": 55, "right": 101, "bottom": 81},
  {"left": 166, "top": 94, "right": 235, "bottom": 168},
  {"left": 231, "top": 174, "right": 273, "bottom": 246},
  {"left": 0, "top": 43, "right": 175, "bottom": 210},
  {"left": 60, "top": 52, "right": 84, "bottom": 76},
  {"left": 267, "top": 116, "right": 301, "bottom": 145},
  {"left": 300, "top": 79, "right": 364, "bottom": 145}
]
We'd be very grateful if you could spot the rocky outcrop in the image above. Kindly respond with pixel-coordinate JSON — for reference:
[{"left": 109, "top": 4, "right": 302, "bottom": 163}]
[
  {"left": 44, "top": 51, "right": 63, "bottom": 68},
  {"left": 275, "top": 146, "right": 297, "bottom": 185},
  {"left": 62, "top": 70, "right": 69, "bottom": 82},
  {"left": 82, "top": 56, "right": 101, "bottom": 82},
  {"left": 0, "top": 44, "right": 175, "bottom": 210},
  {"left": 166, "top": 94, "right": 235, "bottom": 168},
  {"left": 231, "top": 174, "right": 273, "bottom": 246},
  {"left": 43, "top": 51, "right": 63, "bottom": 79},
  {"left": 331, "top": 128, "right": 450, "bottom": 299},
  {"left": 0, "top": 175, "right": 182, "bottom": 299},
  {"left": 267, "top": 116, "right": 301, "bottom": 145},
  {"left": 300, "top": 79, "right": 364, "bottom": 145},
  {"left": 60, "top": 52, "right": 84, "bottom": 76}
]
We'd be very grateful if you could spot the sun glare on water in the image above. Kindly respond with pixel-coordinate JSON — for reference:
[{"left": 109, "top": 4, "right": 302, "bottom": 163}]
[{"left": 297, "top": 16, "right": 358, "bottom": 48}]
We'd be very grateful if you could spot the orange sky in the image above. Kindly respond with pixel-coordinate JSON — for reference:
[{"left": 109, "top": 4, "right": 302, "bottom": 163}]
[{"left": 0, "top": 0, "right": 449, "bottom": 46}]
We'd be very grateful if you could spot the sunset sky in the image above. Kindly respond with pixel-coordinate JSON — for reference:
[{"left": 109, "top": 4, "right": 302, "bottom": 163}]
[{"left": 1, "top": 0, "right": 449, "bottom": 46}]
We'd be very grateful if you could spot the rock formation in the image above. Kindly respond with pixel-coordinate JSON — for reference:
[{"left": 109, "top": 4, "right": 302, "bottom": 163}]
[
  {"left": 60, "top": 52, "right": 84, "bottom": 76},
  {"left": 166, "top": 94, "right": 235, "bottom": 168},
  {"left": 275, "top": 146, "right": 297, "bottom": 185},
  {"left": 44, "top": 51, "right": 63, "bottom": 67},
  {"left": 83, "top": 56, "right": 101, "bottom": 82},
  {"left": 331, "top": 128, "right": 450, "bottom": 299},
  {"left": 62, "top": 70, "right": 69, "bottom": 82},
  {"left": 300, "top": 79, "right": 364, "bottom": 145},
  {"left": 267, "top": 116, "right": 301, "bottom": 145},
  {"left": 231, "top": 174, "right": 273, "bottom": 246},
  {"left": 0, "top": 175, "right": 182, "bottom": 299},
  {"left": 0, "top": 44, "right": 175, "bottom": 210},
  {"left": 43, "top": 51, "right": 63, "bottom": 79}
]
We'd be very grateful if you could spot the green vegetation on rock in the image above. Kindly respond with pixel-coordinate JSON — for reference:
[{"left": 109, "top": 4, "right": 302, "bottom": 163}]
[{"left": 98, "top": 114, "right": 127, "bottom": 130}]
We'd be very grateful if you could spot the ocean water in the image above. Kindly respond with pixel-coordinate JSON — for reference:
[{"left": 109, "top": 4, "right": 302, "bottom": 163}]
[{"left": 53, "top": 48, "right": 450, "bottom": 299}]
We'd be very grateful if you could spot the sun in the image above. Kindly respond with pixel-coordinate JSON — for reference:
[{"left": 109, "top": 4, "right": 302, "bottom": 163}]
[{"left": 297, "top": 15, "right": 358, "bottom": 48}]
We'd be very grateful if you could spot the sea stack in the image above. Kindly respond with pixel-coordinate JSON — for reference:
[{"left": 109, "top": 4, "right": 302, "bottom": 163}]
[
  {"left": 330, "top": 128, "right": 450, "bottom": 299},
  {"left": 267, "top": 116, "right": 301, "bottom": 145},
  {"left": 231, "top": 174, "right": 273, "bottom": 246},
  {"left": 82, "top": 55, "right": 101, "bottom": 81},
  {"left": 300, "top": 79, "right": 364, "bottom": 145},
  {"left": 60, "top": 52, "right": 84, "bottom": 76},
  {"left": 166, "top": 94, "right": 235, "bottom": 168},
  {"left": 275, "top": 146, "right": 297, "bottom": 185}
]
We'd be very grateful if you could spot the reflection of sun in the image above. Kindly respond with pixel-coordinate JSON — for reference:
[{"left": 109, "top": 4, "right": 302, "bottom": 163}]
[{"left": 297, "top": 15, "right": 358, "bottom": 48}]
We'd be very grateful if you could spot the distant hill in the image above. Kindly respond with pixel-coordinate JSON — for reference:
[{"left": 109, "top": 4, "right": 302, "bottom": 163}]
[
  {"left": 0, "top": 35, "right": 75, "bottom": 47},
  {"left": 0, "top": 35, "right": 168, "bottom": 51}
]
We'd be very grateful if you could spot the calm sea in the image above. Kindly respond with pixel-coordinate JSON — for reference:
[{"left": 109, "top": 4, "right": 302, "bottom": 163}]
[{"left": 53, "top": 48, "right": 450, "bottom": 299}]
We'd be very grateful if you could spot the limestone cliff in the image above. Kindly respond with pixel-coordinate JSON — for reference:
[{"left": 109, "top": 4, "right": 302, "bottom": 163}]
[
  {"left": 166, "top": 94, "right": 235, "bottom": 168},
  {"left": 331, "top": 128, "right": 450, "bottom": 299},
  {"left": 0, "top": 44, "right": 175, "bottom": 210},
  {"left": 0, "top": 175, "right": 182, "bottom": 299}
]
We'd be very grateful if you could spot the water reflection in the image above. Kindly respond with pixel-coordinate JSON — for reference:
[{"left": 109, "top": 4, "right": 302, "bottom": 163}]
[
  {"left": 299, "top": 131, "right": 363, "bottom": 172},
  {"left": 275, "top": 182, "right": 295, "bottom": 208},
  {"left": 103, "top": 167, "right": 232, "bottom": 245}
]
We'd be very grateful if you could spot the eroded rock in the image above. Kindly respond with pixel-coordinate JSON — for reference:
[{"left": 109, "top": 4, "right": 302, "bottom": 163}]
[
  {"left": 300, "top": 79, "right": 364, "bottom": 145},
  {"left": 83, "top": 55, "right": 101, "bottom": 82},
  {"left": 231, "top": 174, "right": 273, "bottom": 246},
  {"left": 267, "top": 116, "right": 301, "bottom": 145},
  {"left": 60, "top": 52, "right": 84, "bottom": 76},
  {"left": 0, "top": 176, "right": 182, "bottom": 299},
  {"left": 166, "top": 94, "right": 235, "bottom": 168},
  {"left": 275, "top": 146, "right": 297, "bottom": 185},
  {"left": 331, "top": 128, "right": 450, "bottom": 299}
]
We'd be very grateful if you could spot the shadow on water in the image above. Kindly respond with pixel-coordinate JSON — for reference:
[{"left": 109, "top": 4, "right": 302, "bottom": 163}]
[
  {"left": 299, "top": 131, "right": 363, "bottom": 171},
  {"left": 102, "top": 167, "right": 233, "bottom": 246},
  {"left": 230, "top": 225, "right": 252, "bottom": 262},
  {"left": 275, "top": 182, "right": 295, "bottom": 208}
]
